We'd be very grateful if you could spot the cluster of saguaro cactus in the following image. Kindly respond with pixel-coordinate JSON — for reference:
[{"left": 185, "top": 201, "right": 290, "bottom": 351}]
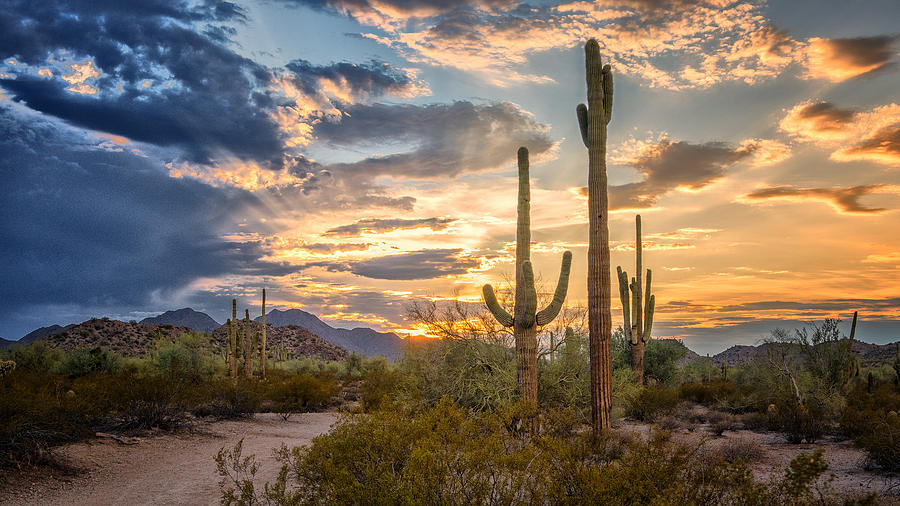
[
  {"left": 483, "top": 146, "right": 572, "bottom": 410},
  {"left": 577, "top": 38, "right": 614, "bottom": 434},
  {"left": 616, "top": 215, "right": 655, "bottom": 384},
  {"left": 225, "top": 289, "right": 269, "bottom": 380}
]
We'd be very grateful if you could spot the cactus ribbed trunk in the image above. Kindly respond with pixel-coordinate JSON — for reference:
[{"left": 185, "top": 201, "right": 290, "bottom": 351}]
[
  {"left": 482, "top": 147, "right": 573, "bottom": 410},
  {"left": 259, "top": 289, "right": 267, "bottom": 379},
  {"left": 579, "top": 39, "right": 614, "bottom": 434},
  {"left": 244, "top": 309, "right": 252, "bottom": 378},
  {"left": 618, "top": 215, "right": 655, "bottom": 385},
  {"left": 230, "top": 299, "right": 238, "bottom": 379},
  {"left": 632, "top": 216, "right": 644, "bottom": 383}
]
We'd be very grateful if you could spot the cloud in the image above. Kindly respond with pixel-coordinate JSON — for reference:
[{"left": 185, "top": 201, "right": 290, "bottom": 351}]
[
  {"left": 780, "top": 101, "right": 900, "bottom": 166},
  {"left": 740, "top": 185, "right": 891, "bottom": 214},
  {"left": 0, "top": 107, "right": 294, "bottom": 318},
  {"left": 350, "top": 248, "right": 480, "bottom": 280},
  {"left": 832, "top": 123, "right": 900, "bottom": 166},
  {"left": 862, "top": 252, "right": 900, "bottom": 264},
  {"left": 285, "top": 59, "right": 430, "bottom": 101},
  {"left": 324, "top": 217, "right": 456, "bottom": 237},
  {"left": 804, "top": 35, "right": 898, "bottom": 82},
  {"left": 287, "top": 0, "right": 806, "bottom": 88},
  {"left": 581, "top": 136, "right": 754, "bottom": 209},
  {"left": 314, "top": 100, "right": 554, "bottom": 179}
]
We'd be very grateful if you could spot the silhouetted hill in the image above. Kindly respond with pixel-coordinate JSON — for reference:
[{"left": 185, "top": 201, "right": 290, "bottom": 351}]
[
  {"left": 210, "top": 322, "right": 347, "bottom": 362},
  {"left": 0, "top": 337, "right": 13, "bottom": 350},
  {"left": 256, "top": 309, "right": 405, "bottom": 360},
  {"left": 684, "top": 339, "right": 900, "bottom": 366},
  {"left": 42, "top": 318, "right": 195, "bottom": 356},
  {"left": 18, "top": 324, "right": 77, "bottom": 346},
  {"left": 140, "top": 308, "right": 220, "bottom": 333}
]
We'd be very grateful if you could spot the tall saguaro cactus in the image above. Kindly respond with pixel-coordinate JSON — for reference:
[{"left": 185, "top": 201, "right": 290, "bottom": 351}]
[
  {"left": 616, "top": 215, "right": 655, "bottom": 384},
  {"left": 229, "top": 299, "right": 238, "bottom": 379},
  {"left": 259, "top": 288, "right": 267, "bottom": 379},
  {"left": 483, "top": 146, "right": 573, "bottom": 409},
  {"left": 577, "top": 38, "right": 614, "bottom": 434},
  {"left": 244, "top": 309, "right": 253, "bottom": 378}
]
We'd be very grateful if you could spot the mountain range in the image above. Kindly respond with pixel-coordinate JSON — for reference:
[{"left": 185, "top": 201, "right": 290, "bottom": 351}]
[
  {"left": 255, "top": 309, "right": 406, "bottom": 360},
  {"left": 140, "top": 308, "right": 220, "bottom": 333}
]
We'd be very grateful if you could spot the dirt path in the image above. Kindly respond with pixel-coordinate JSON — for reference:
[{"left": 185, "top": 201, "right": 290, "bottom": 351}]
[{"left": 0, "top": 413, "right": 338, "bottom": 506}]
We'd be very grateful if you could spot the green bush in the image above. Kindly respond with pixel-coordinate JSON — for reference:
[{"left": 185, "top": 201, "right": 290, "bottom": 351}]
[
  {"left": 268, "top": 372, "right": 339, "bottom": 420},
  {"left": 153, "top": 332, "right": 219, "bottom": 383},
  {"left": 54, "top": 347, "right": 121, "bottom": 378},
  {"left": 216, "top": 399, "right": 863, "bottom": 505},
  {"left": 840, "top": 384, "right": 900, "bottom": 471},
  {"left": 643, "top": 338, "right": 688, "bottom": 384},
  {"left": 625, "top": 385, "right": 679, "bottom": 422}
]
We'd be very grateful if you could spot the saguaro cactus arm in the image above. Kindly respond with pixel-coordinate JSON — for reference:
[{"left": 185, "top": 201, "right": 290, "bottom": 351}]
[
  {"left": 617, "top": 266, "right": 632, "bottom": 342},
  {"left": 643, "top": 269, "right": 654, "bottom": 342},
  {"left": 536, "top": 251, "right": 573, "bottom": 326},
  {"left": 483, "top": 284, "right": 514, "bottom": 327}
]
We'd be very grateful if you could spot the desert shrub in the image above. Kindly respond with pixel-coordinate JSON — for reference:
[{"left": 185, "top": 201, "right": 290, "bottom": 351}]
[
  {"left": 656, "top": 415, "right": 682, "bottom": 431},
  {"left": 78, "top": 369, "right": 189, "bottom": 432},
  {"left": 268, "top": 372, "right": 339, "bottom": 420},
  {"left": 1, "top": 342, "right": 63, "bottom": 373},
  {"left": 741, "top": 411, "right": 768, "bottom": 431},
  {"left": 152, "top": 332, "right": 219, "bottom": 382},
  {"left": 707, "top": 411, "right": 738, "bottom": 436},
  {"left": 394, "top": 337, "right": 517, "bottom": 411},
  {"left": 216, "top": 399, "right": 859, "bottom": 505},
  {"left": 539, "top": 329, "right": 590, "bottom": 416},
  {"left": 0, "top": 370, "right": 92, "bottom": 468},
  {"left": 840, "top": 384, "right": 900, "bottom": 471},
  {"left": 192, "top": 378, "right": 264, "bottom": 420},
  {"left": 717, "top": 438, "right": 765, "bottom": 464},
  {"left": 55, "top": 347, "right": 121, "bottom": 378},
  {"left": 767, "top": 393, "right": 829, "bottom": 444},
  {"left": 624, "top": 384, "right": 678, "bottom": 422},
  {"left": 359, "top": 361, "right": 404, "bottom": 412},
  {"left": 643, "top": 338, "right": 688, "bottom": 384},
  {"left": 678, "top": 380, "right": 760, "bottom": 412}
]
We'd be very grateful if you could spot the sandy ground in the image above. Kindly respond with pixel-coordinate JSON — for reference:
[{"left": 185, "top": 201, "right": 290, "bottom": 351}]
[{"left": 0, "top": 413, "right": 338, "bottom": 506}]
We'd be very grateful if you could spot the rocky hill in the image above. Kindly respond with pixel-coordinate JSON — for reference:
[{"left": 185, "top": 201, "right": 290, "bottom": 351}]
[
  {"left": 140, "top": 308, "right": 220, "bottom": 333},
  {"left": 42, "top": 318, "right": 196, "bottom": 356},
  {"left": 210, "top": 322, "right": 347, "bottom": 362},
  {"left": 0, "top": 337, "right": 13, "bottom": 350},
  {"left": 19, "top": 324, "right": 77, "bottom": 345},
  {"left": 257, "top": 309, "right": 405, "bottom": 360},
  {"left": 694, "top": 339, "right": 900, "bottom": 366}
]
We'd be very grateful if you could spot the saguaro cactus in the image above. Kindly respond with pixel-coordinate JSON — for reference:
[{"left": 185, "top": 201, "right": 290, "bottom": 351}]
[
  {"left": 244, "top": 309, "right": 253, "bottom": 378},
  {"left": 483, "top": 146, "right": 573, "bottom": 409},
  {"left": 577, "top": 38, "right": 614, "bottom": 434},
  {"left": 259, "top": 288, "right": 267, "bottom": 379},
  {"left": 616, "top": 215, "right": 655, "bottom": 384},
  {"left": 229, "top": 299, "right": 238, "bottom": 379}
]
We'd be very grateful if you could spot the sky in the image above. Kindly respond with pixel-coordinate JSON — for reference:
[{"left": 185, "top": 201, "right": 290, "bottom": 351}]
[{"left": 0, "top": 0, "right": 898, "bottom": 354}]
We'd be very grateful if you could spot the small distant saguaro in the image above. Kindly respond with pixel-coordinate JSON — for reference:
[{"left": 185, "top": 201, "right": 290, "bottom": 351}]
[
  {"left": 482, "top": 147, "right": 572, "bottom": 410},
  {"left": 259, "top": 288, "right": 267, "bottom": 379},
  {"left": 229, "top": 299, "right": 238, "bottom": 379},
  {"left": 617, "top": 215, "right": 655, "bottom": 384}
]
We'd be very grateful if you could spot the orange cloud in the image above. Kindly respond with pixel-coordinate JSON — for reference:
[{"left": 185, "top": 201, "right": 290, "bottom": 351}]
[
  {"left": 804, "top": 36, "right": 898, "bottom": 82},
  {"left": 740, "top": 184, "right": 891, "bottom": 214},
  {"left": 780, "top": 101, "right": 900, "bottom": 166}
]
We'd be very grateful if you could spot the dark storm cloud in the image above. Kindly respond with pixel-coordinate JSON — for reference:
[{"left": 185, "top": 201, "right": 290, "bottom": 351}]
[
  {"left": 742, "top": 185, "right": 887, "bottom": 214},
  {"left": 285, "top": 59, "right": 420, "bottom": 100},
  {"left": 578, "top": 139, "right": 752, "bottom": 209},
  {"left": 0, "top": 108, "right": 293, "bottom": 332},
  {"left": 314, "top": 101, "right": 553, "bottom": 179},
  {"left": 0, "top": 0, "right": 285, "bottom": 166},
  {"left": 324, "top": 217, "right": 456, "bottom": 237}
]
